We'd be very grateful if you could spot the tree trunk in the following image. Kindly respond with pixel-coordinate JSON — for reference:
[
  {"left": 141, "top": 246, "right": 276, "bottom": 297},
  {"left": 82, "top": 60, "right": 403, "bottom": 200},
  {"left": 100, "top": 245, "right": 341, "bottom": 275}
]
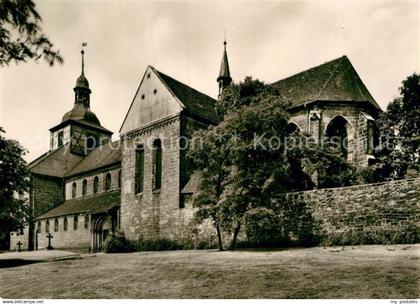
[
  {"left": 216, "top": 223, "right": 224, "bottom": 251},
  {"left": 229, "top": 222, "right": 241, "bottom": 250}
]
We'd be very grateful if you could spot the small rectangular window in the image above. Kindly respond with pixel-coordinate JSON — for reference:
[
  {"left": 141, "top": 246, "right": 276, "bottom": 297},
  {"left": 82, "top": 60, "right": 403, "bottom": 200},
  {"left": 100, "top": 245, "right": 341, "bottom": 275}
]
[{"left": 84, "top": 214, "right": 89, "bottom": 229}]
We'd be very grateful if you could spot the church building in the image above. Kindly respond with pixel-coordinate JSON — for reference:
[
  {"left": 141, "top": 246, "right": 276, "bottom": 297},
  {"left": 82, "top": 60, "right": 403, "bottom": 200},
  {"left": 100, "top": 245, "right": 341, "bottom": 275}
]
[{"left": 10, "top": 41, "right": 381, "bottom": 251}]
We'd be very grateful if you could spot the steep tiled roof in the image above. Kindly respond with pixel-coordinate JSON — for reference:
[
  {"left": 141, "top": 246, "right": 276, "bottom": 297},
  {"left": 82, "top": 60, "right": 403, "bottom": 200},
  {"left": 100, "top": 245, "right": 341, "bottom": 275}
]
[
  {"left": 153, "top": 67, "right": 219, "bottom": 123},
  {"left": 35, "top": 190, "right": 120, "bottom": 220},
  {"left": 29, "top": 143, "right": 84, "bottom": 177},
  {"left": 65, "top": 140, "right": 122, "bottom": 177},
  {"left": 271, "top": 55, "right": 381, "bottom": 110}
]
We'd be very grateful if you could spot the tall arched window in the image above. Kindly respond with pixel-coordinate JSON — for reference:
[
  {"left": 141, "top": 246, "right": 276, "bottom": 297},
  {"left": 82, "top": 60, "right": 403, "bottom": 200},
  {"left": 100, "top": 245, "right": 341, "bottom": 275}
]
[
  {"left": 326, "top": 116, "right": 350, "bottom": 160},
  {"left": 135, "top": 145, "right": 144, "bottom": 193},
  {"left": 82, "top": 179, "right": 87, "bottom": 196},
  {"left": 72, "top": 182, "right": 77, "bottom": 198},
  {"left": 105, "top": 173, "right": 112, "bottom": 191},
  {"left": 73, "top": 215, "right": 78, "bottom": 230},
  {"left": 152, "top": 139, "right": 162, "bottom": 190},
  {"left": 64, "top": 217, "right": 68, "bottom": 231},
  {"left": 93, "top": 176, "right": 99, "bottom": 194},
  {"left": 118, "top": 170, "right": 122, "bottom": 188},
  {"left": 37, "top": 222, "right": 41, "bottom": 233},
  {"left": 54, "top": 218, "right": 59, "bottom": 232},
  {"left": 46, "top": 220, "right": 50, "bottom": 233}
]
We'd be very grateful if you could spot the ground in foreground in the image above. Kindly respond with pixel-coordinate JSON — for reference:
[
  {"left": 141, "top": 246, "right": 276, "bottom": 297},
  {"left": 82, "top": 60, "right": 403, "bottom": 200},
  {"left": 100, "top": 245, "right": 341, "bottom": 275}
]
[{"left": 0, "top": 244, "right": 418, "bottom": 298}]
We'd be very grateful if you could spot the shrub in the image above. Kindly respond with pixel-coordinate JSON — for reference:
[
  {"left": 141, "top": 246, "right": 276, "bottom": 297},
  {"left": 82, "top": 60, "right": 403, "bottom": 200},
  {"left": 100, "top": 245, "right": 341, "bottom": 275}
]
[
  {"left": 320, "top": 224, "right": 420, "bottom": 246},
  {"left": 243, "top": 207, "right": 285, "bottom": 246},
  {"left": 133, "top": 238, "right": 182, "bottom": 251},
  {"left": 102, "top": 233, "right": 133, "bottom": 253}
]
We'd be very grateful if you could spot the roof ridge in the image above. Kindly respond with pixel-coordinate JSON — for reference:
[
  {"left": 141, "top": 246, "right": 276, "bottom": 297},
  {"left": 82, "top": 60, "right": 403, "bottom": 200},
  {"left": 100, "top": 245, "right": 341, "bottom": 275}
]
[
  {"left": 272, "top": 55, "right": 346, "bottom": 85},
  {"left": 316, "top": 56, "right": 346, "bottom": 101}
]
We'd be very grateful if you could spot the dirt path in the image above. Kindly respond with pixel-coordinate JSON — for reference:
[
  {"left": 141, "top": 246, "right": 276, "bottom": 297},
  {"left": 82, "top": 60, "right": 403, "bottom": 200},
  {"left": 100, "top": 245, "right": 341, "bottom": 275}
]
[{"left": 0, "top": 244, "right": 418, "bottom": 298}]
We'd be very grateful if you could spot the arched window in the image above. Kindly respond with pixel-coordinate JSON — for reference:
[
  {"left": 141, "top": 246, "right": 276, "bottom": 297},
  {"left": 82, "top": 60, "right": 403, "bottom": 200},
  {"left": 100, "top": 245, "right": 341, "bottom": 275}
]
[
  {"left": 72, "top": 182, "right": 77, "bottom": 198},
  {"left": 64, "top": 217, "right": 68, "bottom": 231},
  {"left": 73, "top": 215, "right": 78, "bottom": 230},
  {"left": 135, "top": 145, "right": 144, "bottom": 193},
  {"left": 84, "top": 214, "right": 89, "bottom": 229},
  {"left": 105, "top": 173, "right": 111, "bottom": 191},
  {"left": 58, "top": 131, "right": 64, "bottom": 147},
  {"left": 82, "top": 179, "right": 87, "bottom": 196},
  {"left": 54, "top": 218, "right": 59, "bottom": 232},
  {"left": 118, "top": 170, "right": 122, "bottom": 188},
  {"left": 152, "top": 139, "right": 162, "bottom": 190},
  {"left": 46, "top": 220, "right": 50, "bottom": 233},
  {"left": 37, "top": 222, "right": 41, "bottom": 233},
  {"left": 326, "top": 116, "right": 350, "bottom": 160},
  {"left": 93, "top": 176, "right": 99, "bottom": 194}
]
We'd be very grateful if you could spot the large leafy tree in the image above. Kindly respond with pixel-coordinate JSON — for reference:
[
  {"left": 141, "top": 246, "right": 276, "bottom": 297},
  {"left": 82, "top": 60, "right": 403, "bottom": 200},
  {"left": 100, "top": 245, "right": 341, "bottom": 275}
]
[
  {"left": 373, "top": 73, "right": 420, "bottom": 180},
  {"left": 0, "top": 128, "right": 30, "bottom": 249},
  {"left": 190, "top": 77, "right": 359, "bottom": 250},
  {"left": 0, "top": 0, "right": 63, "bottom": 66}
]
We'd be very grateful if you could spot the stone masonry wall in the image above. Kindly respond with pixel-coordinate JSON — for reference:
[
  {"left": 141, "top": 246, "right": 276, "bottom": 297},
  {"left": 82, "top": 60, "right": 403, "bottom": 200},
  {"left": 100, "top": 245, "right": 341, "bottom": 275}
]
[
  {"left": 289, "top": 103, "right": 375, "bottom": 168},
  {"left": 31, "top": 174, "right": 64, "bottom": 217},
  {"left": 65, "top": 165, "right": 121, "bottom": 200},
  {"left": 279, "top": 178, "right": 420, "bottom": 245},
  {"left": 121, "top": 116, "right": 183, "bottom": 240},
  {"left": 35, "top": 214, "right": 91, "bottom": 250}
]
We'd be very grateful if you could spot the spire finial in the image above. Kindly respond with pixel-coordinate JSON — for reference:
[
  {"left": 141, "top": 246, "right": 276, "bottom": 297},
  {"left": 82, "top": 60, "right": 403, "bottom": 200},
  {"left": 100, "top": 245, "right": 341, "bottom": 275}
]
[
  {"left": 217, "top": 34, "right": 232, "bottom": 97},
  {"left": 80, "top": 42, "right": 87, "bottom": 75}
]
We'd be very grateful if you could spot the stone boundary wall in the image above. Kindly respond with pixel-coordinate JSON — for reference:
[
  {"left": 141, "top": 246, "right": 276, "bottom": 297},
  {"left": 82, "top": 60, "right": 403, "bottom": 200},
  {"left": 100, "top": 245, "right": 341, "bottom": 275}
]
[{"left": 278, "top": 178, "right": 420, "bottom": 245}]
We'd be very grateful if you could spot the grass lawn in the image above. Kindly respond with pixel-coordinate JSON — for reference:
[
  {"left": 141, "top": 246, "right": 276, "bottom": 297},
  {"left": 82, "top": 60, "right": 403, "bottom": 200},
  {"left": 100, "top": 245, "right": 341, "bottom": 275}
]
[{"left": 0, "top": 244, "right": 418, "bottom": 299}]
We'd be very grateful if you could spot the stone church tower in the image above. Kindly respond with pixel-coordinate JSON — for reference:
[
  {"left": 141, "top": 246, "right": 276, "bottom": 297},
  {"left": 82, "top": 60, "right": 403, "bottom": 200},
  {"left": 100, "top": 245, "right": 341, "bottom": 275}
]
[{"left": 49, "top": 50, "right": 112, "bottom": 154}]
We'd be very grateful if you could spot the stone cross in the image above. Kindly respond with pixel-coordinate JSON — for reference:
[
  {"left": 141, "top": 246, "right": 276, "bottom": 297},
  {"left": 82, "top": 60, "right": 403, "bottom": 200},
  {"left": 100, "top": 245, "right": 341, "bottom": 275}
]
[
  {"left": 16, "top": 241, "right": 22, "bottom": 252},
  {"left": 46, "top": 233, "right": 54, "bottom": 250}
]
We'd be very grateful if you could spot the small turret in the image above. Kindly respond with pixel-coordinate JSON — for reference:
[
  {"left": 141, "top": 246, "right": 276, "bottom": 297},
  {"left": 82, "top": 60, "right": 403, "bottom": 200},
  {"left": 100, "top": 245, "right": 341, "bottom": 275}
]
[{"left": 217, "top": 40, "right": 232, "bottom": 96}]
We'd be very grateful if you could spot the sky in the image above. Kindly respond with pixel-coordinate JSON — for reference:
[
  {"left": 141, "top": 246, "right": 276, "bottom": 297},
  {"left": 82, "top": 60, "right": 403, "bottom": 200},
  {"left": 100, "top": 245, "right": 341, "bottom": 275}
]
[{"left": 1, "top": 0, "right": 419, "bottom": 162}]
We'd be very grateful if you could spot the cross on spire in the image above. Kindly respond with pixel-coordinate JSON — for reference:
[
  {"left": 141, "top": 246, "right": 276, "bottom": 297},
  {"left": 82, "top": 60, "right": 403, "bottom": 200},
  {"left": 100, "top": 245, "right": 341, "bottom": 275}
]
[{"left": 81, "top": 42, "right": 87, "bottom": 75}]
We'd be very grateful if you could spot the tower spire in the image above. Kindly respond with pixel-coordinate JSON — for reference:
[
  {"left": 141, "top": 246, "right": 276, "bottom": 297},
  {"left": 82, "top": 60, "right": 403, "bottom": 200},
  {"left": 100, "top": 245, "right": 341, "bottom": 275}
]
[
  {"left": 74, "top": 42, "right": 91, "bottom": 106},
  {"left": 217, "top": 37, "right": 232, "bottom": 97}
]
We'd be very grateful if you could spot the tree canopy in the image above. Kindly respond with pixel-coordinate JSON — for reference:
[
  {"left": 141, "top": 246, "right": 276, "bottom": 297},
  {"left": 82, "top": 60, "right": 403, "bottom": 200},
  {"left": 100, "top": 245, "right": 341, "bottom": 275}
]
[
  {"left": 372, "top": 73, "right": 420, "bottom": 180},
  {"left": 0, "top": 0, "right": 62, "bottom": 66},
  {"left": 0, "top": 127, "right": 30, "bottom": 249},
  {"left": 189, "top": 78, "right": 358, "bottom": 250}
]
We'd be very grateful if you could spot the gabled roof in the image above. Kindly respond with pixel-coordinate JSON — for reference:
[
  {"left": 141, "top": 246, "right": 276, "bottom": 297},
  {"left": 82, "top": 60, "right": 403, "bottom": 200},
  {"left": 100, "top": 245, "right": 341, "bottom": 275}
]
[
  {"left": 35, "top": 190, "right": 120, "bottom": 220},
  {"left": 152, "top": 67, "right": 219, "bottom": 123},
  {"left": 271, "top": 55, "right": 381, "bottom": 111},
  {"left": 29, "top": 143, "right": 84, "bottom": 177},
  {"left": 65, "top": 140, "right": 122, "bottom": 177}
]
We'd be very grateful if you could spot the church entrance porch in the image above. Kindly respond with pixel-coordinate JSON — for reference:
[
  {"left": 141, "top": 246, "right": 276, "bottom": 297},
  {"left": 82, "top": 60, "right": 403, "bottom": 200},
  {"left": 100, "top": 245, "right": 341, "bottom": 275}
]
[{"left": 91, "top": 208, "right": 119, "bottom": 252}]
